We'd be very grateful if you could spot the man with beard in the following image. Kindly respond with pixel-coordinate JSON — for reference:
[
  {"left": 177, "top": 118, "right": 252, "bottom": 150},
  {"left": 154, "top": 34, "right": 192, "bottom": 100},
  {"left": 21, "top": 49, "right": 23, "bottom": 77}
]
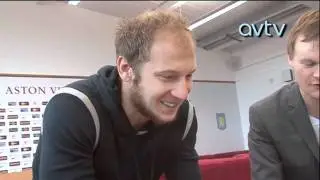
[
  {"left": 248, "top": 10, "right": 319, "bottom": 180},
  {"left": 32, "top": 9, "right": 201, "bottom": 180}
]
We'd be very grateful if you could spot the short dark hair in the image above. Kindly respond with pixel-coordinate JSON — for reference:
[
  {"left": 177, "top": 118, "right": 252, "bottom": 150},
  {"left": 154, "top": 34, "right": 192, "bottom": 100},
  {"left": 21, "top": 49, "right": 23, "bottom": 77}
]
[
  {"left": 115, "top": 9, "right": 191, "bottom": 71},
  {"left": 287, "top": 10, "right": 319, "bottom": 59}
]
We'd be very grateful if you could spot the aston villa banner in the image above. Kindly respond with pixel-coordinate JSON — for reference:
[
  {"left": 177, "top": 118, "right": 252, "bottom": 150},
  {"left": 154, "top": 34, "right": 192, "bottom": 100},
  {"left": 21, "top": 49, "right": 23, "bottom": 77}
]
[{"left": 0, "top": 75, "right": 84, "bottom": 173}]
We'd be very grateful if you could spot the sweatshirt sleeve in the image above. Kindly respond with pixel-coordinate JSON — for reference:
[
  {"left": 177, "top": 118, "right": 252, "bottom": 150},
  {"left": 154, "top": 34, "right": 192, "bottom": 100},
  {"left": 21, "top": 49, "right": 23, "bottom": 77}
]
[{"left": 38, "top": 93, "right": 97, "bottom": 180}]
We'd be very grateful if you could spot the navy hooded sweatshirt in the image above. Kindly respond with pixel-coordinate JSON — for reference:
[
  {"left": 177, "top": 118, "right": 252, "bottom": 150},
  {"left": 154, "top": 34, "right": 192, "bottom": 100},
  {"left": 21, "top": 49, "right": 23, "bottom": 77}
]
[{"left": 32, "top": 65, "right": 201, "bottom": 180}]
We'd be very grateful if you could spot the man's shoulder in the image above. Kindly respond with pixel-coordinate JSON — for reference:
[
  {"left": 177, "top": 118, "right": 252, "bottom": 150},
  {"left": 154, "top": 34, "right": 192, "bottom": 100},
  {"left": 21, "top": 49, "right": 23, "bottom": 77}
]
[
  {"left": 164, "top": 100, "right": 191, "bottom": 129},
  {"left": 250, "top": 82, "right": 297, "bottom": 113},
  {"left": 170, "top": 100, "right": 194, "bottom": 130},
  {"left": 66, "top": 75, "right": 97, "bottom": 95},
  {"left": 178, "top": 100, "right": 191, "bottom": 118}
]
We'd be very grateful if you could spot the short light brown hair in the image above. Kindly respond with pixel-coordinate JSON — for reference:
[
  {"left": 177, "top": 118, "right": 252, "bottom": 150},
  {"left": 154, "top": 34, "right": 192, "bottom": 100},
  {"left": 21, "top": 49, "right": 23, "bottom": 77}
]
[
  {"left": 115, "top": 9, "right": 191, "bottom": 72},
  {"left": 287, "top": 10, "right": 319, "bottom": 59}
]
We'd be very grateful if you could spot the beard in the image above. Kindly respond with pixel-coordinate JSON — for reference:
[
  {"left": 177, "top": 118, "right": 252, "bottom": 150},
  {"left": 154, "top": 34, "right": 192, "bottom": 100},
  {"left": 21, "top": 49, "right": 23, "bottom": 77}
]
[
  {"left": 130, "top": 84, "right": 158, "bottom": 124},
  {"left": 129, "top": 82, "right": 176, "bottom": 125}
]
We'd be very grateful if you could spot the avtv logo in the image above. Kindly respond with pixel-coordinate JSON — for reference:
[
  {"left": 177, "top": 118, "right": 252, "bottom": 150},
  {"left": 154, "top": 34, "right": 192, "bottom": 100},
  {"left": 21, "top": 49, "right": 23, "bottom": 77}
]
[{"left": 239, "top": 20, "right": 287, "bottom": 37}]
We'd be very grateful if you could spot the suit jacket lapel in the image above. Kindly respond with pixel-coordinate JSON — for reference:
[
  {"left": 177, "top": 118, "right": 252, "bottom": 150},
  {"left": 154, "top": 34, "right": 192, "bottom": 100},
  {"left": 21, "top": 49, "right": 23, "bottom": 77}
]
[{"left": 286, "top": 83, "right": 319, "bottom": 161}]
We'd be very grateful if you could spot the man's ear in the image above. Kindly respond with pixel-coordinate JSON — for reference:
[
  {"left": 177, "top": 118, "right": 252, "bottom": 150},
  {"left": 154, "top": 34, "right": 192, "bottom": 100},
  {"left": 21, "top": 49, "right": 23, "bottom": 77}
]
[
  {"left": 287, "top": 55, "right": 294, "bottom": 67},
  {"left": 116, "top": 56, "right": 133, "bottom": 82}
]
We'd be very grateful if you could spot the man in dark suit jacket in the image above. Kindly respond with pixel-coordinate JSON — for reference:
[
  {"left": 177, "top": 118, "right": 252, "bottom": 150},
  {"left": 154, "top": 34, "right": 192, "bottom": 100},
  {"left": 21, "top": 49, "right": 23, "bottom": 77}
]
[{"left": 248, "top": 10, "right": 319, "bottom": 180}]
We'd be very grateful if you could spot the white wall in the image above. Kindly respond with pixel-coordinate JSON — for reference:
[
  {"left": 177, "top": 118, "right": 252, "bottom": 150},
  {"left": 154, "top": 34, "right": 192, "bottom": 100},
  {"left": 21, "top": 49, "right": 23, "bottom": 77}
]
[
  {"left": 233, "top": 37, "right": 292, "bottom": 149},
  {"left": 0, "top": 1, "right": 236, "bottom": 81},
  {"left": 190, "top": 82, "right": 244, "bottom": 155},
  {"left": 194, "top": 48, "right": 235, "bottom": 81},
  {"left": 0, "top": 2, "right": 244, "bottom": 155},
  {"left": 0, "top": 2, "right": 119, "bottom": 76}
]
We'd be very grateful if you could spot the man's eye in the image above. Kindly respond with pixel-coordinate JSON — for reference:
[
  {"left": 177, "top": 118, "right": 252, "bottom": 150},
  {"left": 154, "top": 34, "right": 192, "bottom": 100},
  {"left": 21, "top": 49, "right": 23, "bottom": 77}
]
[
  {"left": 162, "top": 75, "right": 175, "bottom": 79},
  {"left": 301, "top": 59, "right": 317, "bottom": 67},
  {"left": 304, "top": 62, "right": 316, "bottom": 67}
]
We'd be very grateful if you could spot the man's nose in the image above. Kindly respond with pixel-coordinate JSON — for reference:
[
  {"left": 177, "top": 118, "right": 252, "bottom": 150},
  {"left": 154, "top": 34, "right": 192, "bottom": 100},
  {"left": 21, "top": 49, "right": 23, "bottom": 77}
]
[{"left": 171, "top": 79, "right": 191, "bottom": 100}]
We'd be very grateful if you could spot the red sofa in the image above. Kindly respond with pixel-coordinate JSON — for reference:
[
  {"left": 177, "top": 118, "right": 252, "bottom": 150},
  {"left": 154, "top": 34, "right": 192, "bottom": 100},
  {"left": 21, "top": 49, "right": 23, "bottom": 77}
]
[
  {"left": 160, "top": 151, "right": 250, "bottom": 180},
  {"left": 199, "top": 153, "right": 250, "bottom": 180},
  {"left": 199, "top": 150, "right": 249, "bottom": 159}
]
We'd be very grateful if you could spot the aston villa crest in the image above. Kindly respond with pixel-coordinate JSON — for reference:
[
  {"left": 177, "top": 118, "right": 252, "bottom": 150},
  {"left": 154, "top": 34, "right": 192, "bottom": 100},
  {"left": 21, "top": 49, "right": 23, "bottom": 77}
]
[{"left": 216, "top": 113, "right": 227, "bottom": 130}]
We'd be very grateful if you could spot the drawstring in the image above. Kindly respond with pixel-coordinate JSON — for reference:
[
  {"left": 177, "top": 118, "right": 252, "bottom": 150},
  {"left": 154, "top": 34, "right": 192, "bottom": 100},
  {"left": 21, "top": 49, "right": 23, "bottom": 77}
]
[
  {"left": 134, "top": 155, "right": 142, "bottom": 180},
  {"left": 133, "top": 123, "right": 168, "bottom": 180}
]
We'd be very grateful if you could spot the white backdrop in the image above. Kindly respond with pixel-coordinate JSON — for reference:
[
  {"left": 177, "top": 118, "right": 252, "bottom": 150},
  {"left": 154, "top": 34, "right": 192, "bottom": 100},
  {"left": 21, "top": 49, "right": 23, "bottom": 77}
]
[{"left": 0, "top": 75, "right": 83, "bottom": 173}]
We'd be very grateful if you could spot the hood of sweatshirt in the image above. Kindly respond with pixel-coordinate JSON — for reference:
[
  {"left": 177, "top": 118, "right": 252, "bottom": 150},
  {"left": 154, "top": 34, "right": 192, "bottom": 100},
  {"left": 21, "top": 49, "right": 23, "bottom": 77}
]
[{"left": 92, "top": 65, "right": 137, "bottom": 137}]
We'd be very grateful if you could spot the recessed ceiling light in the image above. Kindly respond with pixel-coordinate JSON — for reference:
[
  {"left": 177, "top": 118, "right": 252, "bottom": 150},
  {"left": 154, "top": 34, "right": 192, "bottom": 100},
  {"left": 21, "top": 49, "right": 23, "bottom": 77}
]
[
  {"left": 171, "top": 1, "right": 188, "bottom": 9},
  {"left": 188, "top": 1, "right": 247, "bottom": 31},
  {"left": 68, "top": 1, "right": 80, "bottom": 6}
]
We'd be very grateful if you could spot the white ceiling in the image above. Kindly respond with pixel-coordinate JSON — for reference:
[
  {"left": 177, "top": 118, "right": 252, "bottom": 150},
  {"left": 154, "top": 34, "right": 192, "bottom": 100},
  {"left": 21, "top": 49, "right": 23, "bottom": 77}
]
[
  {"left": 36, "top": 1, "right": 319, "bottom": 53},
  {"left": 76, "top": 1, "right": 163, "bottom": 18}
]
